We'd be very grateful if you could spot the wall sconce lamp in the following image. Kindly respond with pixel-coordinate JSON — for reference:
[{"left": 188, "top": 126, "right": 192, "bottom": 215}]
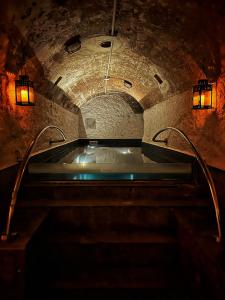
[
  {"left": 15, "top": 54, "right": 35, "bottom": 106},
  {"left": 193, "top": 79, "right": 213, "bottom": 109},
  {"left": 15, "top": 74, "right": 35, "bottom": 106}
]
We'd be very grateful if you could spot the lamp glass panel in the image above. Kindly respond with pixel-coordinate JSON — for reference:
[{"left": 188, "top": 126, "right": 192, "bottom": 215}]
[
  {"left": 193, "top": 91, "right": 200, "bottom": 107},
  {"left": 202, "top": 89, "right": 212, "bottom": 107},
  {"left": 16, "top": 85, "right": 34, "bottom": 105},
  {"left": 17, "top": 86, "right": 28, "bottom": 104},
  {"left": 28, "top": 86, "right": 34, "bottom": 104},
  {"left": 200, "top": 92, "right": 205, "bottom": 108}
]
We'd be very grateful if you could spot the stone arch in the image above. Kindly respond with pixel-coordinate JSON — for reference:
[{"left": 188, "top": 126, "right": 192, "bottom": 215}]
[{"left": 79, "top": 91, "right": 144, "bottom": 139}]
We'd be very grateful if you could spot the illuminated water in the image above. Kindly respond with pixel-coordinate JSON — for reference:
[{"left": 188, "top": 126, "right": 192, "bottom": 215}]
[{"left": 29, "top": 145, "right": 192, "bottom": 181}]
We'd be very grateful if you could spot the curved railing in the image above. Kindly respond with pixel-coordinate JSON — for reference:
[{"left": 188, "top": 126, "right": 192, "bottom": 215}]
[
  {"left": 1, "top": 125, "right": 66, "bottom": 241},
  {"left": 152, "top": 127, "right": 222, "bottom": 243}
]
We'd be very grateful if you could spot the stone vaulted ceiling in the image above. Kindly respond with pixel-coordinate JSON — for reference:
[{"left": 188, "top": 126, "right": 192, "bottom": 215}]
[{"left": 2, "top": 0, "right": 225, "bottom": 111}]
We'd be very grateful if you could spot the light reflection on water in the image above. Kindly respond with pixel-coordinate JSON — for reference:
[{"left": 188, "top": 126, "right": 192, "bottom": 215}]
[
  {"left": 29, "top": 145, "right": 192, "bottom": 180},
  {"left": 59, "top": 146, "right": 154, "bottom": 165}
]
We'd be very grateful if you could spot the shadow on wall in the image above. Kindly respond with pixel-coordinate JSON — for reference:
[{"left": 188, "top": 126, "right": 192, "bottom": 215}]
[
  {"left": 79, "top": 92, "right": 144, "bottom": 139},
  {"left": 0, "top": 24, "right": 80, "bottom": 169},
  {"left": 143, "top": 84, "right": 225, "bottom": 170},
  {"left": 188, "top": 110, "right": 225, "bottom": 170},
  {"left": 79, "top": 112, "right": 87, "bottom": 139},
  {"left": 1, "top": 23, "right": 79, "bottom": 113},
  {"left": 174, "top": 75, "right": 225, "bottom": 170}
]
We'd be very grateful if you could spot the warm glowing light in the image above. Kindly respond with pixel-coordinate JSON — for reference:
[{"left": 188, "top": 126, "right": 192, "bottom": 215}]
[
  {"left": 193, "top": 93, "right": 200, "bottom": 107},
  {"left": 193, "top": 80, "right": 213, "bottom": 109},
  {"left": 212, "top": 83, "right": 217, "bottom": 108},
  {"left": 201, "top": 94, "right": 205, "bottom": 107},
  {"left": 15, "top": 75, "right": 35, "bottom": 106},
  {"left": 203, "top": 90, "right": 212, "bottom": 107},
  {"left": 21, "top": 88, "right": 29, "bottom": 102}
]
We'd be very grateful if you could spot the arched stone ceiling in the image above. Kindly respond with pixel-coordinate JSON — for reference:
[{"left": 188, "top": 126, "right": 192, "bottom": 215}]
[
  {"left": 83, "top": 91, "right": 144, "bottom": 114},
  {"left": 2, "top": 0, "right": 225, "bottom": 110}
]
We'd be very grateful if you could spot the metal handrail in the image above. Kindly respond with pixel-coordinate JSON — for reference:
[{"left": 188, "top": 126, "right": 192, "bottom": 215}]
[
  {"left": 1, "top": 125, "right": 66, "bottom": 241},
  {"left": 152, "top": 127, "right": 222, "bottom": 243}
]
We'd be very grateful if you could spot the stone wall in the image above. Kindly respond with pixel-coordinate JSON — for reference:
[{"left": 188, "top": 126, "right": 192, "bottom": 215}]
[
  {"left": 79, "top": 93, "right": 143, "bottom": 139},
  {"left": 0, "top": 91, "right": 79, "bottom": 170},
  {"left": 0, "top": 19, "right": 80, "bottom": 170},
  {"left": 1, "top": 0, "right": 225, "bottom": 170},
  {"left": 143, "top": 78, "right": 225, "bottom": 170}
]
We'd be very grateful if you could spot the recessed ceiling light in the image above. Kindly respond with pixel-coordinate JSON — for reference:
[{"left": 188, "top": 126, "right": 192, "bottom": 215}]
[
  {"left": 124, "top": 80, "right": 132, "bottom": 88},
  {"left": 100, "top": 41, "right": 112, "bottom": 48}
]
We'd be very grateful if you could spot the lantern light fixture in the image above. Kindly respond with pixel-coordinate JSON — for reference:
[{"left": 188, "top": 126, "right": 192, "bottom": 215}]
[
  {"left": 193, "top": 79, "right": 213, "bottom": 110},
  {"left": 15, "top": 74, "right": 35, "bottom": 106}
]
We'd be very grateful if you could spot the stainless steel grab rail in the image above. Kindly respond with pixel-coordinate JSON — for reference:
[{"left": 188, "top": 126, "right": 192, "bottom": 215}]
[
  {"left": 1, "top": 125, "right": 66, "bottom": 241},
  {"left": 152, "top": 126, "right": 222, "bottom": 243}
]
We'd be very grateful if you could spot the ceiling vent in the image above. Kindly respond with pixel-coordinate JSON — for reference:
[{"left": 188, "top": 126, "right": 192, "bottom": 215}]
[
  {"left": 154, "top": 74, "right": 163, "bottom": 85},
  {"left": 64, "top": 35, "right": 81, "bottom": 54},
  {"left": 100, "top": 41, "right": 112, "bottom": 48},
  {"left": 124, "top": 80, "right": 133, "bottom": 88},
  {"left": 54, "top": 76, "right": 62, "bottom": 86}
]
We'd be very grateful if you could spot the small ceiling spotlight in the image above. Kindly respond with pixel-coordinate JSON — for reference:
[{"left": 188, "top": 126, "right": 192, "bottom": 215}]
[
  {"left": 193, "top": 79, "right": 213, "bottom": 109},
  {"left": 64, "top": 35, "right": 81, "bottom": 54},
  {"left": 124, "top": 80, "right": 132, "bottom": 88},
  {"left": 100, "top": 41, "right": 112, "bottom": 48}
]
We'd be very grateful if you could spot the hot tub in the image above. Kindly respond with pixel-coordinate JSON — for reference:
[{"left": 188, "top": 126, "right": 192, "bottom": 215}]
[{"left": 28, "top": 139, "right": 193, "bottom": 181}]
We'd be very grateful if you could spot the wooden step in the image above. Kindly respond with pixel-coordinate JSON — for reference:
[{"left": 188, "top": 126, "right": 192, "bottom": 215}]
[
  {"left": 18, "top": 198, "right": 210, "bottom": 208},
  {"left": 42, "top": 230, "right": 178, "bottom": 268},
  {"left": 42, "top": 204, "right": 213, "bottom": 233},
  {"left": 0, "top": 208, "right": 48, "bottom": 250},
  {"left": 19, "top": 179, "right": 210, "bottom": 203},
  {"left": 34, "top": 288, "right": 197, "bottom": 300},
  {"left": 47, "top": 265, "right": 185, "bottom": 289},
  {"left": 46, "top": 230, "right": 177, "bottom": 245},
  {"left": 23, "top": 179, "right": 197, "bottom": 187}
]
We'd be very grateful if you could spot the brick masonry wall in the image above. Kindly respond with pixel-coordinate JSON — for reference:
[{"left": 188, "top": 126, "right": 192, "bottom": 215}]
[
  {"left": 143, "top": 83, "right": 225, "bottom": 170},
  {"left": 1, "top": 0, "right": 225, "bottom": 170},
  {"left": 0, "top": 91, "right": 79, "bottom": 170},
  {"left": 79, "top": 93, "right": 143, "bottom": 139}
]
